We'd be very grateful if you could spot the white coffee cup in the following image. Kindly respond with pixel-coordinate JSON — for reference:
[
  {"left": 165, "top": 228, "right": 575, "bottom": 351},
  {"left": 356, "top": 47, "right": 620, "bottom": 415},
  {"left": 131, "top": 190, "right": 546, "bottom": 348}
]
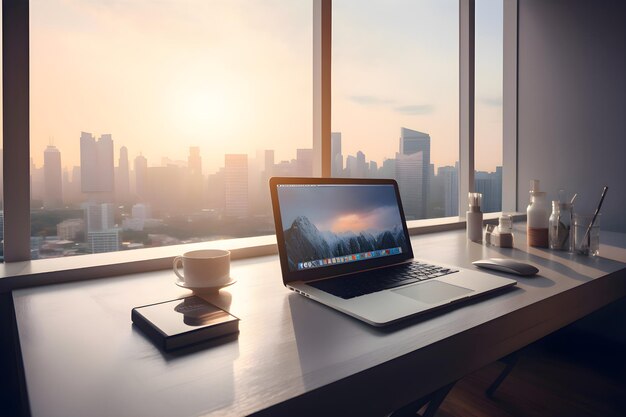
[{"left": 173, "top": 249, "right": 231, "bottom": 287}]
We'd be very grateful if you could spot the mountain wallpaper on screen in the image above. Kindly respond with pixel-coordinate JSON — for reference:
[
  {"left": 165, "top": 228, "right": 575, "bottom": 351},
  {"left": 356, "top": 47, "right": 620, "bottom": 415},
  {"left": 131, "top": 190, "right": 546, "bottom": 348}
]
[{"left": 284, "top": 216, "right": 407, "bottom": 271}]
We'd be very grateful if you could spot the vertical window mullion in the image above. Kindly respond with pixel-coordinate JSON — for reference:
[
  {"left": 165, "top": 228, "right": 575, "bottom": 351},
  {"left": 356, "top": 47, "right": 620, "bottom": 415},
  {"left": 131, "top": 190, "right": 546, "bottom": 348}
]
[
  {"left": 503, "top": 0, "right": 518, "bottom": 212},
  {"left": 313, "top": 0, "right": 331, "bottom": 178},
  {"left": 3, "top": 0, "right": 32, "bottom": 262},
  {"left": 459, "top": 0, "right": 475, "bottom": 218}
]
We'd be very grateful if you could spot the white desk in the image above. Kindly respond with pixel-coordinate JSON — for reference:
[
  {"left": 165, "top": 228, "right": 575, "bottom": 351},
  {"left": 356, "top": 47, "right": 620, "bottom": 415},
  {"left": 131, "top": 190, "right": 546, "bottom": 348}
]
[{"left": 13, "top": 225, "right": 626, "bottom": 416}]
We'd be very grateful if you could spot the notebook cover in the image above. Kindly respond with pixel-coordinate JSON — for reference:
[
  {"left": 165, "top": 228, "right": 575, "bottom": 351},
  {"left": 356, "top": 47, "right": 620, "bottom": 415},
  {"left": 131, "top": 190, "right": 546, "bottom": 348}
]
[{"left": 131, "top": 296, "right": 239, "bottom": 351}]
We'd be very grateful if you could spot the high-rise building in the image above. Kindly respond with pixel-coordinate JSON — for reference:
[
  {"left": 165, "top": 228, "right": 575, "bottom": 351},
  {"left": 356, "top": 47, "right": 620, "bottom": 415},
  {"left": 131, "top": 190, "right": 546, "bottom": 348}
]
[
  {"left": 475, "top": 167, "right": 502, "bottom": 213},
  {"left": 188, "top": 147, "right": 202, "bottom": 176},
  {"left": 395, "top": 151, "right": 423, "bottom": 220},
  {"left": 30, "top": 159, "right": 44, "bottom": 204},
  {"left": 116, "top": 146, "right": 131, "bottom": 201},
  {"left": 66, "top": 166, "right": 82, "bottom": 204},
  {"left": 206, "top": 169, "right": 225, "bottom": 210},
  {"left": 379, "top": 158, "right": 396, "bottom": 179},
  {"left": 97, "top": 134, "right": 115, "bottom": 192},
  {"left": 83, "top": 202, "right": 116, "bottom": 232},
  {"left": 82, "top": 202, "right": 119, "bottom": 253},
  {"left": 345, "top": 155, "right": 357, "bottom": 177},
  {"left": 296, "top": 148, "right": 313, "bottom": 177},
  {"left": 43, "top": 145, "right": 63, "bottom": 209},
  {"left": 87, "top": 230, "right": 120, "bottom": 254},
  {"left": 438, "top": 164, "right": 459, "bottom": 217},
  {"left": 134, "top": 154, "right": 148, "bottom": 199},
  {"left": 80, "top": 132, "right": 114, "bottom": 196},
  {"left": 57, "top": 219, "right": 84, "bottom": 241},
  {"left": 186, "top": 147, "right": 204, "bottom": 211},
  {"left": 344, "top": 150, "right": 367, "bottom": 178},
  {"left": 369, "top": 160, "right": 378, "bottom": 177},
  {"left": 399, "top": 128, "right": 431, "bottom": 218},
  {"left": 355, "top": 151, "right": 367, "bottom": 178},
  {"left": 331, "top": 132, "right": 343, "bottom": 177},
  {"left": 224, "top": 154, "right": 248, "bottom": 218},
  {"left": 249, "top": 150, "right": 275, "bottom": 216},
  {"left": 273, "top": 160, "right": 297, "bottom": 177}
]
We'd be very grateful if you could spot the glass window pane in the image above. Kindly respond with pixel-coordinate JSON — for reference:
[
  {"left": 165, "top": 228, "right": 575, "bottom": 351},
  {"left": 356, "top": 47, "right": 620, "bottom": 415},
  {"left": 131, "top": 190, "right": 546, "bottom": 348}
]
[
  {"left": 29, "top": 0, "right": 312, "bottom": 258},
  {"left": 332, "top": 0, "right": 460, "bottom": 220},
  {"left": 475, "top": 0, "right": 503, "bottom": 213}
]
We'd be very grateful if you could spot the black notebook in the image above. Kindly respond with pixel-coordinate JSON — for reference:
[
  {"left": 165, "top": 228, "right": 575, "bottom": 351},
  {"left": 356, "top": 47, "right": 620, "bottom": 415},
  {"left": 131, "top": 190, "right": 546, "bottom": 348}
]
[{"left": 131, "top": 296, "right": 239, "bottom": 351}]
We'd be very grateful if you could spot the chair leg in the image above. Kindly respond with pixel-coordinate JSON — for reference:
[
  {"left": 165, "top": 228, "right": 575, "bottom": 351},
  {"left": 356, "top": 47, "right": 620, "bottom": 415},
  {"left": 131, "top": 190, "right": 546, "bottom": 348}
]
[
  {"left": 486, "top": 350, "right": 521, "bottom": 398},
  {"left": 388, "top": 381, "right": 457, "bottom": 417},
  {"left": 421, "top": 382, "right": 455, "bottom": 417}
]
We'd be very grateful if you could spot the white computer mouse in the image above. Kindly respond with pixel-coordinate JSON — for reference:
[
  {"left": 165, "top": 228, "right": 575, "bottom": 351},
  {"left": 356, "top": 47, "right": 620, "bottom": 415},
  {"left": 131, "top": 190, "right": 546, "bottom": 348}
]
[{"left": 472, "top": 258, "right": 539, "bottom": 276}]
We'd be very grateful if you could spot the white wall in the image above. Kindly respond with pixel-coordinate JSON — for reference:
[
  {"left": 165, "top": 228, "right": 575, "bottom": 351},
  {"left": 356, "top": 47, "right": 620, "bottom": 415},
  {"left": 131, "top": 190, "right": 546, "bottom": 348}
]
[{"left": 517, "top": 0, "right": 626, "bottom": 232}]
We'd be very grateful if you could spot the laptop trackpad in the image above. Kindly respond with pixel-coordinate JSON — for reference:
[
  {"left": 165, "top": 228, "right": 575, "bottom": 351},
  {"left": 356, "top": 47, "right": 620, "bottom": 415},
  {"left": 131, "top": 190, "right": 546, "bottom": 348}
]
[{"left": 393, "top": 280, "right": 473, "bottom": 304}]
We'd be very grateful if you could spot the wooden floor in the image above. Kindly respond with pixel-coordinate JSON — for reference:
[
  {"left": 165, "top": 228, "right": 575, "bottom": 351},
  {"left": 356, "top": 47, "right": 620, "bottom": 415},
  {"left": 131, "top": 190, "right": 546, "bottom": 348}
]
[{"left": 436, "top": 329, "right": 626, "bottom": 417}]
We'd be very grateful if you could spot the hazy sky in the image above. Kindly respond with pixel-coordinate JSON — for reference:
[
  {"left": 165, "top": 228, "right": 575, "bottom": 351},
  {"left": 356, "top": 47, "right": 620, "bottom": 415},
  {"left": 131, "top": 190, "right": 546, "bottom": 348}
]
[{"left": 29, "top": 0, "right": 503, "bottom": 173}]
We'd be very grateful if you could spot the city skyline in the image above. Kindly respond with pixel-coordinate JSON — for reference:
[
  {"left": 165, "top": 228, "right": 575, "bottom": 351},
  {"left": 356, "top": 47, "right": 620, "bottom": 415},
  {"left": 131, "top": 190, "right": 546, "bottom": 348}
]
[
  {"left": 24, "top": 125, "right": 502, "bottom": 259},
  {"left": 29, "top": 127, "right": 503, "bottom": 219},
  {"left": 29, "top": 129, "right": 502, "bottom": 189}
]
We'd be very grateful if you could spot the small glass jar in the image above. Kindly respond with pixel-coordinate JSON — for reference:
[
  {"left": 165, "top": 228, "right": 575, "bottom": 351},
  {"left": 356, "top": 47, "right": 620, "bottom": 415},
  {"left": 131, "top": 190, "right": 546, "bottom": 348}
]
[{"left": 549, "top": 201, "right": 573, "bottom": 251}]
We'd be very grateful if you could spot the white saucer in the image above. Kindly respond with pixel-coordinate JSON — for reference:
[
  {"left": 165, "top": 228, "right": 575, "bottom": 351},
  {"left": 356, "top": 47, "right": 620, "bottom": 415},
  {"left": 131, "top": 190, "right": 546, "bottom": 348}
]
[{"left": 175, "top": 278, "right": 236, "bottom": 292}]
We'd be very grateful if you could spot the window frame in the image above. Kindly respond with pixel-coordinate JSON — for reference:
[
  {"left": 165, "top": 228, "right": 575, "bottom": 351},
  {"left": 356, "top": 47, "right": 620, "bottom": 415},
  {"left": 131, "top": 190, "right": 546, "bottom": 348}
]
[{"left": 1, "top": 0, "right": 518, "bottom": 288}]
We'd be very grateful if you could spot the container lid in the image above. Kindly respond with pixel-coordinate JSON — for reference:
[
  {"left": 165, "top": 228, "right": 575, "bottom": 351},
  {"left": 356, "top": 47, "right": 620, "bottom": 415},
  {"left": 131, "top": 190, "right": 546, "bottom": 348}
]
[{"left": 530, "top": 179, "right": 540, "bottom": 192}]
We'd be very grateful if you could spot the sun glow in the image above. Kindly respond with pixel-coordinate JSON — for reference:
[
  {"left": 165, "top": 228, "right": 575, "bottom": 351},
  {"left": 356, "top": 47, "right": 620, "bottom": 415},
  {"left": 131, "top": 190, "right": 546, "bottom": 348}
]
[{"left": 167, "top": 81, "right": 234, "bottom": 135}]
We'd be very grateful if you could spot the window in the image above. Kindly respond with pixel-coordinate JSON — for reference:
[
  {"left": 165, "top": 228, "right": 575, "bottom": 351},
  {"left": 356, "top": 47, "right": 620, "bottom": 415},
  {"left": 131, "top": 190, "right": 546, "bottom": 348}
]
[
  {"left": 29, "top": 0, "right": 312, "bottom": 258},
  {"left": 2, "top": 0, "right": 515, "bottom": 265},
  {"left": 474, "top": 0, "right": 503, "bottom": 213},
  {"left": 332, "top": 0, "right": 460, "bottom": 220}
]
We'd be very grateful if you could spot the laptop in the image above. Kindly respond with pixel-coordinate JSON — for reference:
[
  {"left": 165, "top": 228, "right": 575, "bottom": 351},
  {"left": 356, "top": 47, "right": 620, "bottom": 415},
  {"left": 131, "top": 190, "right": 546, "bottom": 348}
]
[{"left": 269, "top": 177, "right": 516, "bottom": 326}]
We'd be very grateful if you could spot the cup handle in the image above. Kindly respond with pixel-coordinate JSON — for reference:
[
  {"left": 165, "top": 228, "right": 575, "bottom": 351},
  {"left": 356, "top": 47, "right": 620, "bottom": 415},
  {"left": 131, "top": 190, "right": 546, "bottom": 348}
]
[{"left": 173, "top": 256, "right": 184, "bottom": 280}]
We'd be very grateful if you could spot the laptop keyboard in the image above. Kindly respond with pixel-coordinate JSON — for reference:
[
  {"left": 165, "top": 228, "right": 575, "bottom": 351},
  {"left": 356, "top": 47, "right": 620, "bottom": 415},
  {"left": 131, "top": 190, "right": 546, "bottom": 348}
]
[{"left": 307, "top": 262, "right": 459, "bottom": 299}]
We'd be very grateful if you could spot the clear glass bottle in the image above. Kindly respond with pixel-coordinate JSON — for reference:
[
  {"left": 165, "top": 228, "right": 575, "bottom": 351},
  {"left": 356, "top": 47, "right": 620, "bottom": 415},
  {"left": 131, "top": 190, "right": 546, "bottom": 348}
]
[
  {"left": 549, "top": 201, "right": 573, "bottom": 251},
  {"left": 496, "top": 214, "right": 514, "bottom": 247},
  {"left": 527, "top": 180, "right": 550, "bottom": 247}
]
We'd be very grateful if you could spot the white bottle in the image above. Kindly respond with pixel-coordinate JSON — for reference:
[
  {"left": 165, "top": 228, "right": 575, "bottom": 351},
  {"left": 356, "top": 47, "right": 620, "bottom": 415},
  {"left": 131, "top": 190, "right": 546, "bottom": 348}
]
[
  {"left": 466, "top": 192, "right": 483, "bottom": 243},
  {"left": 527, "top": 180, "right": 550, "bottom": 247}
]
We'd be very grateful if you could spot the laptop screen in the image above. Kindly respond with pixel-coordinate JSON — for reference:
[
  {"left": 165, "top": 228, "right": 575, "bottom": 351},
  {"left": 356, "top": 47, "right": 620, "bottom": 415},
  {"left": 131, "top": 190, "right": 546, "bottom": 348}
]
[{"left": 270, "top": 178, "right": 414, "bottom": 283}]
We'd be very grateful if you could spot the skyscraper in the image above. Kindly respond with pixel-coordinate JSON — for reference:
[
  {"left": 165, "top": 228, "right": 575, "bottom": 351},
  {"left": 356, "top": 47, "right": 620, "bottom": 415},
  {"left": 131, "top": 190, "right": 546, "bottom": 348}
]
[
  {"left": 116, "top": 146, "right": 131, "bottom": 201},
  {"left": 355, "top": 151, "right": 367, "bottom": 178},
  {"left": 80, "top": 132, "right": 114, "bottom": 196},
  {"left": 438, "top": 164, "right": 459, "bottom": 217},
  {"left": 475, "top": 167, "right": 502, "bottom": 213},
  {"left": 224, "top": 154, "right": 248, "bottom": 218},
  {"left": 82, "top": 202, "right": 119, "bottom": 253},
  {"left": 187, "top": 147, "right": 204, "bottom": 211},
  {"left": 43, "top": 145, "right": 63, "bottom": 209},
  {"left": 395, "top": 151, "right": 423, "bottom": 220},
  {"left": 296, "top": 148, "right": 313, "bottom": 177},
  {"left": 188, "top": 147, "right": 202, "bottom": 176},
  {"left": 399, "top": 128, "right": 431, "bottom": 219},
  {"left": 83, "top": 202, "right": 116, "bottom": 232},
  {"left": 251, "top": 150, "right": 275, "bottom": 215},
  {"left": 331, "top": 132, "right": 343, "bottom": 177}
]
